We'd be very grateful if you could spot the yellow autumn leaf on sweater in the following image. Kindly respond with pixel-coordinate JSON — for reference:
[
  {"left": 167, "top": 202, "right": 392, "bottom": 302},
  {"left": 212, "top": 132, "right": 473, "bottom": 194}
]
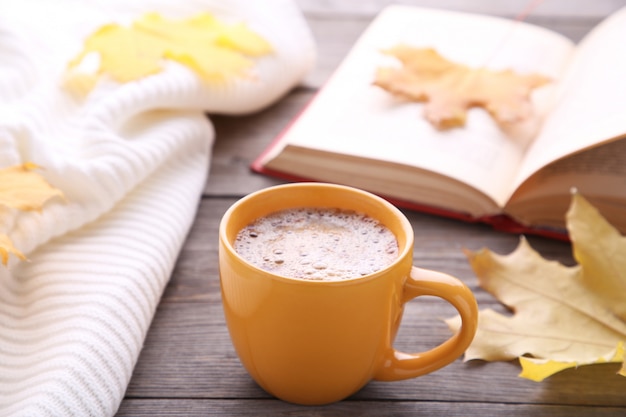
[
  {"left": 446, "top": 193, "right": 626, "bottom": 381},
  {"left": 0, "top": 163, "right": 64, "bottom": 266},
  {"left": 374, "top": 46, "right": 550, "bottom": 129},
  {"left": 0, "top": 234, "right": 26, "bottom": 266},
  {"left": 66, "top": 12, "right": 272, "bottom": 91}
]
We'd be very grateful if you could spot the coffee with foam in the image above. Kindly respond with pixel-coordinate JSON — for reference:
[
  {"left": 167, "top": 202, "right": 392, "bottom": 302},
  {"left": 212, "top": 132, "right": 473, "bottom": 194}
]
[{"left": 234, "top": 208, "right": 399, "bottom": 281}]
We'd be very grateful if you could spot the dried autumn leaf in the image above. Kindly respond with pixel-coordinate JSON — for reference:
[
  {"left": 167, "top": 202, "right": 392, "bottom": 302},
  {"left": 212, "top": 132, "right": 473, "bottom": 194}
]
[
  {"left": 0, "top": 163, "right": 64, "bottom": 211},
  {"left": 0, "top": 234, "right": 26, "bottom": 266},
  {"left": 568, "top": 192, "right": 626, "bottom": 321},
  {"left": 0, "top": 163, "right": 64, "bottom": 266},
  {"left": 66, "top": 12, "right": 272, "bottom": 91},
  {"left": 374, "top": 46, "right": 550, "bottom": 129},
  {"left": 446, "top": 192, "right": 626, "bottom": 381}
]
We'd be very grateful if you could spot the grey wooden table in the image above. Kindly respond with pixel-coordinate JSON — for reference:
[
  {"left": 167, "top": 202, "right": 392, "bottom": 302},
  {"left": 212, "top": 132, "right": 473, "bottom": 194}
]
[{"left": 115, "top": 1, "right": 626, "bottom": 415}]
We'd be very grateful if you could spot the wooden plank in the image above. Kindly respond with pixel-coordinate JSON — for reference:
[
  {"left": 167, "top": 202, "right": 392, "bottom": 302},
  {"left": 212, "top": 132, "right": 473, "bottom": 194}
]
[
  {"left": 117, "top": 399, "right": 626, "bottom": 417},
  {"left": 204, "top": 5, "right": 614, "bottom": 197},
  {"left": 205, "top": 89, "right": 312, "bottom": 197},
  {"left": 116, "top": 3, "right": 626, "bottom": 416},
  {"left": 162, "top": 198, "right": 575, "bottom": 303},
  {"left": 294, "top": 4, "right": 617, "bottom": 88},
  {"left": 294, "top": 0, "right": 625, "bottom": 19},
  {"left": 128, "top": 197, "right": 621, "bottom": 408},
  {"left": 204, "top": 4, "right": 612, "bottom": 196},
  {"left": 125, "top": 299, "right": 626, "bottom": 407}
]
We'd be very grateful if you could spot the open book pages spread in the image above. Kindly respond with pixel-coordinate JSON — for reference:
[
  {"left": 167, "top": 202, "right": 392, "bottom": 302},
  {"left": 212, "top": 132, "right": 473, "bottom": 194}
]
[{"left": 254, "top": 5, "right": 626, "bottom": 237}]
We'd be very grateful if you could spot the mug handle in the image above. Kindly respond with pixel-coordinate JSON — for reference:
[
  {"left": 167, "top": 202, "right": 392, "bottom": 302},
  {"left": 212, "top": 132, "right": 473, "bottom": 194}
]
[{"left": 374, "top": 266, "right": 478, "bottom": 381}]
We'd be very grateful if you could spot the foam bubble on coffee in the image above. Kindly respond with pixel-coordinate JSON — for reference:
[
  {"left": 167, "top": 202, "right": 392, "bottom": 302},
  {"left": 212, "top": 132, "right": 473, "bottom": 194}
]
[{"left": 234, "top": 208, "right": 399, "bottom": 280}]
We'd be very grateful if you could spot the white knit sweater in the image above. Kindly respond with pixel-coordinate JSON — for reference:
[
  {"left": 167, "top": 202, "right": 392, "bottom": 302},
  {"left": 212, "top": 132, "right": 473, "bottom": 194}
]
[{"left": 0, "top": 1, "right": 315, "bottom": 415}]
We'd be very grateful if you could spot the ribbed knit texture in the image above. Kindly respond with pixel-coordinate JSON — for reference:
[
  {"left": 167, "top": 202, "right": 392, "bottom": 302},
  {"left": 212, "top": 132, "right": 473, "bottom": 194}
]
[{"left": 0, "top": 1, "right": 315, "bottom": 416}]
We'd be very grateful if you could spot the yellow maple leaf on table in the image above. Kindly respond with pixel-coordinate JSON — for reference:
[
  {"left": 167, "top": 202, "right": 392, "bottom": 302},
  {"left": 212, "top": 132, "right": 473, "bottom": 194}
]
[
  {"left": 374, "top": 45, "right": 550, "bottom": 129},
  {"left": 65, "top": 12, "right": 273, "bottom": 93},
  {"left": 0, "top": 163, "right": 64, "bottom": 266},
  {"left": 446, "top": 193, "right": 626, "bottom": 381}
]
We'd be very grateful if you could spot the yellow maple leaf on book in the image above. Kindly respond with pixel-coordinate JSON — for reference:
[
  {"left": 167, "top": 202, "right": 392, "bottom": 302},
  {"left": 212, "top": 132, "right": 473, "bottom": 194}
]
[
  {"left": 447, "top": 192, "right": 626, "bottom": 381},
  {"left": 65, "top": 12, "right": 273, "bottom": 94},
  {"left": 0, "top": 163, "right": 64, "bottom": 266},
  {"left": 374, "top": 45, "right": 550, "bottom": 129}
]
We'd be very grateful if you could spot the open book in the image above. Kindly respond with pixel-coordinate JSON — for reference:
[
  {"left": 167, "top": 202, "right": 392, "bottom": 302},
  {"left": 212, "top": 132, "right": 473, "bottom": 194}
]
[{"left": 253, "top": 5, "right": 626, "bottom": 238}]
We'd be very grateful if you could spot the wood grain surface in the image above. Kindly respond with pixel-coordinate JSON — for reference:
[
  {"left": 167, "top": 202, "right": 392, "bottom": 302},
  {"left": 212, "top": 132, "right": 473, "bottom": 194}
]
[{"left": 115, "top": 1, "right": 626, "bottom": 415}]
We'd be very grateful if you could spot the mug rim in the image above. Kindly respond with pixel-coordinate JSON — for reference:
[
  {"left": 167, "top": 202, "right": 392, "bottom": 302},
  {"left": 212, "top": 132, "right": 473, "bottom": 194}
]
[{"left": 219, "top": 182, "right": 414, "bottom": 286}]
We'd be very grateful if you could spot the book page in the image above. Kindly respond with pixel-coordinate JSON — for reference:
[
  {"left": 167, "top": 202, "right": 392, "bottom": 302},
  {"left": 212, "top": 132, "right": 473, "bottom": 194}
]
[
  {"left": 506, "top": 138, "right": 626, "bottom": 232},
  {"left": 512, "top": 7, "right": 626, "bottom": 192},
  {"left": 269, "top": 6, "right": 574, "bottom": 208}
]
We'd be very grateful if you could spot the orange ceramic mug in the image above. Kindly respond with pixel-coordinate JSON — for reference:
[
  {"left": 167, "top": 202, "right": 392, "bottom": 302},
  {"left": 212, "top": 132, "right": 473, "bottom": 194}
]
[{"left": 219, "top": 183, "right": 478, "bottom": 405}]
